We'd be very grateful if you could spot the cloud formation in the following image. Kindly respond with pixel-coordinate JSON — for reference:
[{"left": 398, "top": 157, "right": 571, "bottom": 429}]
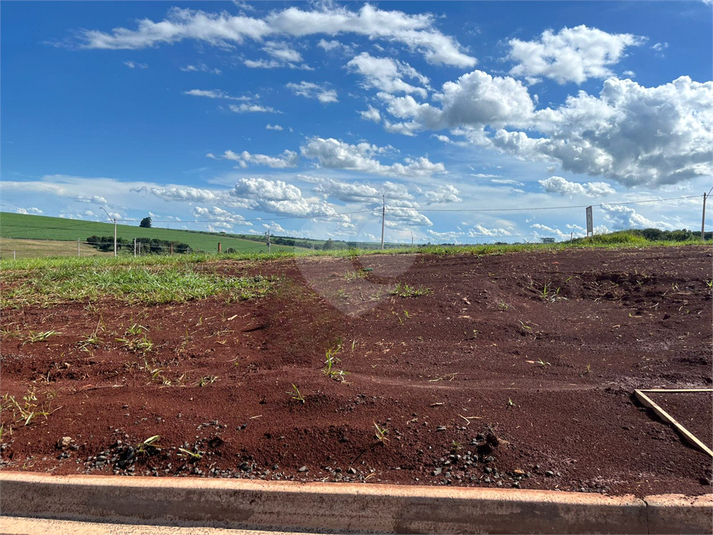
[
  {"left": 301, "top": 137, "right": 445, "bottom": 177},
  {"left": 184, "top": 89, "right": 251, "bottom": 101},
  {"left": 424, "top": 184, "right": 462, "bottom": 204},
  {"left": 494, "top": 76, "right": 713, "bottom": 187},
  {"left": 600, "top": 204, "right": 667, "bottom": 230},
  {"left": 222, "top": 149, "right": 299, "bottom": 168},
  {"left": 286, "top": 81, "right": 338, "bottom": 103},
  {"left": 539, "top": 176, "right": 615, "bottom": 197},
  {"left": 347, "top": 52, "right": 429, "bottom": 98},
  {"left": 74, "top": 4, "right": 476, "bottom": 67},
  {"left": 507, "top": 25, "right": 644, "bottom": 84},
  {"left": 379, "top": 69, "right": 535, "bottom": 132}
]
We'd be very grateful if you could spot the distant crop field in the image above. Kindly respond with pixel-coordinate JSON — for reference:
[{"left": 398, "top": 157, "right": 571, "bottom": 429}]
[
  {"left": 0, "top": 212, "right": 300, "bottom": 255},
  {"left": 0, "top": 238, "right": 113, "bottom": 259}
]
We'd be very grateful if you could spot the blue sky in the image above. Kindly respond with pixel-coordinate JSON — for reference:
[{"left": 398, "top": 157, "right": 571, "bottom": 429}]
[{"left": 2, "top": 1, "right": 712, "bottom": 243}]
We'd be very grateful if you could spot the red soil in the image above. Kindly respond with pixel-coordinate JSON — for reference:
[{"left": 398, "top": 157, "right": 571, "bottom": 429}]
[{"left": 1, "top": 246, "right": 711, "bottom": 497}]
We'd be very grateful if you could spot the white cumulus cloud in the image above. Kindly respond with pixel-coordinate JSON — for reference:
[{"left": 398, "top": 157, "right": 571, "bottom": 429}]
[
  {"left": 359, "top": 106, "right": 382, "bottom": 122},
  {"left": 229, "top": 103, "right": 280, "bottom": 113},
  {"left": 73, "top": 4, "right": 476, "bottom": 67},
  {"left": 347, "top": 52, "right": 429, "bottom": 98},
  {"left": 424, "top": 184, "right": 462, "bottom": 204},
  {"left": 221, "top": 149, "right": 299, "bottom": 169},
  {"left": 507, "top": 25, "right": 645, "bottom": 84},
  {"left": 600, "top": 204, "right": 668, "bottom": 230},
  {"left": 493, "top": 76, "right": 713, "bottom": 187},
  {"left": 539, "top": 176, "right": 615, "bottom": 197},
  {"left": 301, "top": 137, "right": 445, "bottom": 177},
  {"left": 16, "top": 207, "right": 44, "bottom": 215},
  {"left": 286, "top": 81, "right": 338, "bottom": 103},
  {"left": 379, "top": 69, "right": 535, "bottom": 132}
]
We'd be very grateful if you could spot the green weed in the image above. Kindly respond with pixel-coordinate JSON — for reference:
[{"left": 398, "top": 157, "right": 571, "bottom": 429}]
[
  {"left": 78, "top": 319, "right": 104, "bottom": 352},
  {"left": 1, "top": 388, "right": 53, "bottom": 426},
  {"left": 288, "top": 384, "right": 305, "bottom": 404},
  {"left": 323, "top": 344, "right": 348, "bottom": 382},
  {"left": 178, "top": 447, "right": 203, "bottom": 460},
  {"left": 391, "top": 282, "right": 431, "bottom": 298},
  {"left": 374, "top": 422, "right": 389, "bottom": 442},
  {"left": 197, "top": 375, "right": 218, "bottom": 387},
  {"left": 136, "top": 435, "right": 161, "bottom": 454},
  {"left": 24, "top": 330, "right": 60, "bottom": 344}
]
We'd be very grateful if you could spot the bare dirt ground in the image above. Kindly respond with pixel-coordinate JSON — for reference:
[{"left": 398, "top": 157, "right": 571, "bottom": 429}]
[{"left": 2, "top": 246, "right": 712, "bottom": 497}]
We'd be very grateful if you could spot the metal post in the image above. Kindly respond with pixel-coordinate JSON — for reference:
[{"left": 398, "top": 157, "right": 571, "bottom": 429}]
[
  {"left": 100, "top": 207, "right": 117, "bottom": 257},
  {"left": 380, "top": 195, "right": 385, "bottom": 250},
  {"left": 266, "top": 230, "right": 271, "bottom": 254},
  {"left": 702, "top": 193, "right": 707, "bottom": 241},
  {"left": 78, "top": 239, "right": 81, "bottom": 257},
  {"left": 13, "top": 250, "right": 16, "bottom": 261},
  {"left": 134, "top": 238, "right": 137, "bottom": 257}
]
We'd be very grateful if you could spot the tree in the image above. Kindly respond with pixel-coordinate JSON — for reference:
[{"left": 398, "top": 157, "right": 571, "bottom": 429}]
[
  {"left": 140, "top": 216, "right": 152, "bottom": 228},
  {"left": 322, "top": 238, "right": 334, "bottom": 251}
]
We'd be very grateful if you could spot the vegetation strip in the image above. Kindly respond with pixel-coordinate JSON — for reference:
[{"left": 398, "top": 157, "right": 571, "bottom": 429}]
[{"left": 1, "top": 258, "right": 273, "bottom": 307}]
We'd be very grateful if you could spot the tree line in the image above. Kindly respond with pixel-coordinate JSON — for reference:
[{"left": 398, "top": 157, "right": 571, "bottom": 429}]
[{"left": 86, "top": 236, "right": 193, "bottom": 254}]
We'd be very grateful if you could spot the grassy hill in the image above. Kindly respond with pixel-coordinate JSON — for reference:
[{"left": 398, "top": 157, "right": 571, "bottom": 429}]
[{"left": 0, "top": 212, "right": 300, "bottom": 255}]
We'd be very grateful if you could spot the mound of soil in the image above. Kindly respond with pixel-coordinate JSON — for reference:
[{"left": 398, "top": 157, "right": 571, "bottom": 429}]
[{"left": 1, "top": 246, "right": 711, "bottom": 497}]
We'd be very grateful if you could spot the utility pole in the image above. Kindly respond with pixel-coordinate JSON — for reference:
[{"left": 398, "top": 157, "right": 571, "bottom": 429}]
[
  {"left": 77, "top": 238, "right": 81, "bottom": 257},
  {"left": 101, "top": 207, "right": 117, "bottom": 257},
  {"left": 134, "top": 238, "right": 137, "bottom": 257},
  {"left": 380, "top": 195, "right": 385, "bottom": 250},
  {"left": 702, "top": 187, "right": 713, "bottom": 241},
  {"left": 266, "top": 230, "right": 271, "bottom": 254}
]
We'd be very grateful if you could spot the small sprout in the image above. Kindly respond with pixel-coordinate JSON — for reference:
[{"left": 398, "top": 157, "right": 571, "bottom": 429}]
[
  {"left": 374, "top": 422, "right": 389, "bottom": 442},
  {"left": 1, "top": 388, "right": 52, "bottom": 426},
  {"left": 390, "top": 282, "right": 431, "bottom": 298},
  {"left": 450, "top": 441, "right": 462, "bottom": 454},
  {"left": 136, "top": 434, "right": 161, "bottom": 454},
  {"left": 126, "top": 323, "right": 148, "bottom": 336},
  {"left": 540, "top": 283, "right": 550, "bottom": 300},
  {"left": 507, "top": 398, "right": 517, "bottom": 409},
  {"left": 178, "top": 447, "right": 203, "bottom": 460},
  {"left": 197, "top": 375, "right": 218, "bottom": 387},
  {"left": 24, "top": 330, "right": 60, "bottom": 345},
  {"left": 323, "top": 344, "right": 347, "bottom": 382},
  {"left": 288, "top": 384, "right": 305, "bottom": 404},
  {"left": 706, "top": 280, "right": 713, "bottom": 289},
  {"left": 536, "top": 358, "right": 551, "bottom": 367}
]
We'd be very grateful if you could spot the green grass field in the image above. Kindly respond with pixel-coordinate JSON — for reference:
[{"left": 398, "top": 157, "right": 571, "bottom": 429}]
[{"left": 0, "top": 212, "right": 300, "bottom": 256}]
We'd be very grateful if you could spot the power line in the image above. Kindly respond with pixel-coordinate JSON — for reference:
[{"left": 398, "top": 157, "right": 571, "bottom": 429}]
[{"left": 412, "top": 194, "right": 700, "bottom": 214}]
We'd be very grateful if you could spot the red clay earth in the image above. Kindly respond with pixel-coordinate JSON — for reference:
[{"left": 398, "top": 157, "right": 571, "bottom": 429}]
[{"left": 1, "top": 246, "right": 712, "bottom": 498}]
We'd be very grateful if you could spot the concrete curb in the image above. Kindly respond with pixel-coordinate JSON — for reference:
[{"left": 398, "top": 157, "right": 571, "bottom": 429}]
[{"left": 1, "top": 472, "right": 711, "bottom": 534}]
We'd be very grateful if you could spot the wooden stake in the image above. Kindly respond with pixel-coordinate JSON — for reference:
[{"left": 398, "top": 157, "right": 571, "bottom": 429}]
[{"left": 634, "top": 389, "right": 713, "bottom": 457}]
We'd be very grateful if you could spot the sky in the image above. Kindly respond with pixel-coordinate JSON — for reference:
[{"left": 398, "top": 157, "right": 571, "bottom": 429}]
[{"left": 2, "top": 1, "right": 712, "bottom": 244}]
